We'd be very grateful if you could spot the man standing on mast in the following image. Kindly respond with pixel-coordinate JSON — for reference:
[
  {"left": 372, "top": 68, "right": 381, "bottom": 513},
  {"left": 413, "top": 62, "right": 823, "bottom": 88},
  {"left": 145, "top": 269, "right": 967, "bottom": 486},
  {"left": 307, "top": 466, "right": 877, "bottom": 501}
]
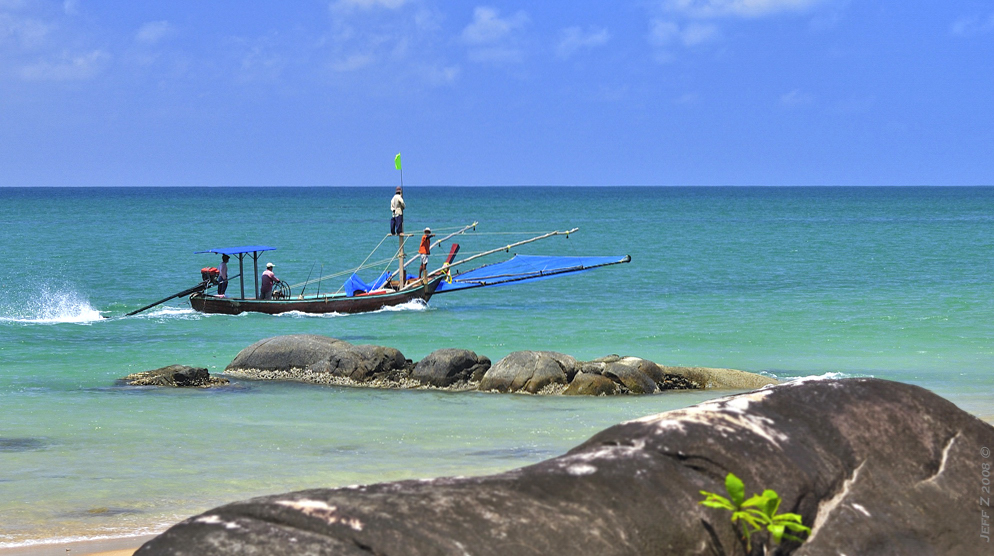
[{"left": 390, "top": 187, "right": 405, "bottom": 236}]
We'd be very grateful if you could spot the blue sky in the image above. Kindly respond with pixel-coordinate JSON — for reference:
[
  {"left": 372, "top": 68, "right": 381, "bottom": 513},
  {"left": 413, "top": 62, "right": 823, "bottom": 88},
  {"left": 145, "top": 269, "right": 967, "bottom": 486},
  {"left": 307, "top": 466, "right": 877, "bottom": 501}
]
[{"left": 1, "top": 0, "right": 992, "bottom": 186}]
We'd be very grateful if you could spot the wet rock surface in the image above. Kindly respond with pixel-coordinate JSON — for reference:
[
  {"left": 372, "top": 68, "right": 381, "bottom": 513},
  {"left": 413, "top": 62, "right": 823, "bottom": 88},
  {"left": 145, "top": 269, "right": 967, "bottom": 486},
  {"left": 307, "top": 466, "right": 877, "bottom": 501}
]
[
  {"left": 221, "top": 335, "right": 774, "bottom": 395},
  {"left": 411, "top": 348, "right": 491, "bottom": 387},
  {"left": 138, "top": 378, "right": 994, "bottom": 555},
  {"left": 120, "top": 365, "right": 228, "bottom": 387}
]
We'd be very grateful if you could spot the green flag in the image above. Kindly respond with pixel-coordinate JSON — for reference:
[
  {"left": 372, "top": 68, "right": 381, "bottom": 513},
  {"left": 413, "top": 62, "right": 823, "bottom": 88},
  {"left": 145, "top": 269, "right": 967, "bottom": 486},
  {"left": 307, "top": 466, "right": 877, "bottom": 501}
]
[{"left": 394, "top": 153, "right": 402, "bottom": 171}]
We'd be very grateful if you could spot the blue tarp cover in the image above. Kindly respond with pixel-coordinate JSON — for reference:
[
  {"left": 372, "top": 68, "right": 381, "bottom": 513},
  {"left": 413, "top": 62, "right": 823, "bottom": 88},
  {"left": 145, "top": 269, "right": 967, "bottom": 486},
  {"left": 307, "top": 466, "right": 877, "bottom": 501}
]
[
  {"left": 433, "top": 254, "right": 629, "bottom": 293},
  {"left": 195, "top": 246, "right": 276, "bottom": 255},
  {"left": 343, "top": 273, "right": 371, "bottom": 297},
  {"left": 343, "top": 270, "right": 406, "bottom": 296}
]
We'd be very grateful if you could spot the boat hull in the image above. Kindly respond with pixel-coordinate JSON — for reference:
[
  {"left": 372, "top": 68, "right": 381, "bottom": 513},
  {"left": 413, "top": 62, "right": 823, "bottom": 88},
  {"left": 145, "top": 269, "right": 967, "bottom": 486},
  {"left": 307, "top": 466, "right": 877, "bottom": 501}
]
[{"left": 189, "top": 277, "right": 443, "bottom": 315}]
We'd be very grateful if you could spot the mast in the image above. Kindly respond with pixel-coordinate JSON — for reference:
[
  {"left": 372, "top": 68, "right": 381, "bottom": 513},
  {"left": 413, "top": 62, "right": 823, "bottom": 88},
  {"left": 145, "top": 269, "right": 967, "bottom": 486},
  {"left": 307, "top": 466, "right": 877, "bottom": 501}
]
[
  {"left": 397, "top": 234, "right": 406, "bottom": 289},
  {"left": 395, "top": 152, "right": 405, "bottom": 289}
]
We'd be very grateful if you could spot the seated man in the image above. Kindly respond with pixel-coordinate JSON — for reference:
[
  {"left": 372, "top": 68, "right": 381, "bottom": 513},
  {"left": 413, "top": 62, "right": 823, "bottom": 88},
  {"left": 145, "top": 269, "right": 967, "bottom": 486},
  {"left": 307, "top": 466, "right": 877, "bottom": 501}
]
[{"left": 261, "top": 262, "right": 280, "bottom": 299}]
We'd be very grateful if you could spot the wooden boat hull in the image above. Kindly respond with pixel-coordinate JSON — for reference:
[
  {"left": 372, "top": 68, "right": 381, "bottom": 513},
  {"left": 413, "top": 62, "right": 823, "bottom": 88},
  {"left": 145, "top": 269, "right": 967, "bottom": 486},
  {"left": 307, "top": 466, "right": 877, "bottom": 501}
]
[{"left": 189, "top": 277, "right": 443, "bottom": 315}]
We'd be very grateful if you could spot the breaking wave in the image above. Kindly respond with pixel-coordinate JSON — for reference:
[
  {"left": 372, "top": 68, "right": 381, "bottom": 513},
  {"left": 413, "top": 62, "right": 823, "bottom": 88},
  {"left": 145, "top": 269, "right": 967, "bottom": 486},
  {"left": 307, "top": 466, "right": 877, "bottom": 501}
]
[{"left": 0, "top": 286, "right": 103, "bottom": 324}]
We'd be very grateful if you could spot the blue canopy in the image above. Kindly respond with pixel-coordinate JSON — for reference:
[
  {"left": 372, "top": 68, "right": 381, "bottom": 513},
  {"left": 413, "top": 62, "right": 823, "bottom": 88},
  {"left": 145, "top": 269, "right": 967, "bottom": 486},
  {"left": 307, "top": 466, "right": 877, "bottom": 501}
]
[
  {"left": 195, "top": 246, "right": 276, "bottom": 255},
  {"left": 434, "top": 254, "right": 630, "bottom": 293}
]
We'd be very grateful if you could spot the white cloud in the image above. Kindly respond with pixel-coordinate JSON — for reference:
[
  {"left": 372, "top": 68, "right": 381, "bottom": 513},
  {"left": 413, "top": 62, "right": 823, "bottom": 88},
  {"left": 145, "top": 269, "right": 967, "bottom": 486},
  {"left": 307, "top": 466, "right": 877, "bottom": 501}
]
[
  {"left": 460, "top": 7, "right": 529, "bottom": 65},
  {"left": 0, "top": 13, "right": 51, "bottom": 49},
  {"left": 649, "top": 19, "right": 680, "bottom": 46},
  {"left": 556, "top": 26, "right": 610, "bottom": 59},
  {"left": 331, "top": 52, "right": 375, "bottom": 71},
  {"left": 951, "top": 13, "right": 994, "bottom": 37},
  {"left": 649, "top": 19, "right": 719, "bottom": 47},
  {"left": 681, "top": 22, "right": 719, "bottom": 45},
  {"left": 664, "top": 0, "right": 828, "bottom": 19},
  {"left": 461, "top": 7, "right": 528, "bottom": 45},
  {"left": 418, "top": 63, "right": 459, "bottom": 85},
  {"left": 135, "top": 21, "right": 174, "bottom": 45},
  {"left": 780, "top": 88, "right": 813, "bottom": 107},
  {"left": 19, "top": 49, "right": 109, "bottom": 80}
]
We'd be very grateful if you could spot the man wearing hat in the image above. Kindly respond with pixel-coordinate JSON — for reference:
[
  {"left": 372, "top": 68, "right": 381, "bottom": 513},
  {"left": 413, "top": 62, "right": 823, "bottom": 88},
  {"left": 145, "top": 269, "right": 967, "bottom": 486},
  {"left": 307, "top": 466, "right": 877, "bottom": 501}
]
[
  {"left": 418, "top": 227, "right": 434, "bottom": 282},
  {"left": 260, "top": 262, "right": 280, "bottom": 300},
  {"left": 390, "top": 187, "right": 405, "bottom": 236}
]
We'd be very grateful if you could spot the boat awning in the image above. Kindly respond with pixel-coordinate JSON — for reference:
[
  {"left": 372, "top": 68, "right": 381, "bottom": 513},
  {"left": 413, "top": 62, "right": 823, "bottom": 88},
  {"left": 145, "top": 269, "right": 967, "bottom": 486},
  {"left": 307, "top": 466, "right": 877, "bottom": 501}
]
[{"left": 195, "top": 246, "right": 276, "bottom": 255}]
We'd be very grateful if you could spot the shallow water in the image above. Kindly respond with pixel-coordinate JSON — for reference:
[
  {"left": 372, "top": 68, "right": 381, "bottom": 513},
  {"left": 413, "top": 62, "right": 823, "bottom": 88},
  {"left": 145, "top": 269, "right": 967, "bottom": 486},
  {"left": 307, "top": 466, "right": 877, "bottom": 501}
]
[{"left": 1, "top": 186, "right": 992, "bottom": 545}]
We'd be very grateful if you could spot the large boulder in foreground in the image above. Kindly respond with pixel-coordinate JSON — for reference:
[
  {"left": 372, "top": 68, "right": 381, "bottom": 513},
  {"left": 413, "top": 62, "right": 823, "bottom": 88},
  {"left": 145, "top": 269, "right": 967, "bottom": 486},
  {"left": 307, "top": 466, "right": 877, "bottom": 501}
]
[
  {"left": 137, "top": 378, "right": 994, "bottom": 555},
  {"left": 121, "top": 365, "right": 228, "bottom": 387},
  {"left": 225, "top": 335, "right": 409, "bottom": 383}
]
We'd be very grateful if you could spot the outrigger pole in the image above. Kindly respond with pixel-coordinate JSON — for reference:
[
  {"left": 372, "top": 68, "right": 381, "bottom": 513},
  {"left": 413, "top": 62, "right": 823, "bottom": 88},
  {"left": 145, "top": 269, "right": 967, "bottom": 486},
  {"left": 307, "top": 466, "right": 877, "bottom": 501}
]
[
  {"left": 124, "top": 274, "right": 242, "bottom": 317},
  {"left": 393, "top": 221, "right": 478, "bottom": 278},
  {"left": 432, "top": 228, "right": 580, "bottom": 276}
]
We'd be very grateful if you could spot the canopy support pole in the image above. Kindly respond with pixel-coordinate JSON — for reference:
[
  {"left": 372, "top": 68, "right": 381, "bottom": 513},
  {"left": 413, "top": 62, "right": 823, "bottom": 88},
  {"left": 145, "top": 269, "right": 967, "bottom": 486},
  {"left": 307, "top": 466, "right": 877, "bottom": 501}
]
[
  {"left": 238, "top": 255, "right": 246, "bottom": 299},
  {"left": 253, "top": 251, "right": 260, "bottom": 299}
]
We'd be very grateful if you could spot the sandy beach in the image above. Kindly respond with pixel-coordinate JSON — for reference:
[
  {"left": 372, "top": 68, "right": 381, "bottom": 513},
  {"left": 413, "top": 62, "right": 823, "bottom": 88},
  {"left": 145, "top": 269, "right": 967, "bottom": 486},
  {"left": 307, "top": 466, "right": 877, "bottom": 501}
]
[{"left": 0, "top": 535, "right": 155, "bottom": 556}]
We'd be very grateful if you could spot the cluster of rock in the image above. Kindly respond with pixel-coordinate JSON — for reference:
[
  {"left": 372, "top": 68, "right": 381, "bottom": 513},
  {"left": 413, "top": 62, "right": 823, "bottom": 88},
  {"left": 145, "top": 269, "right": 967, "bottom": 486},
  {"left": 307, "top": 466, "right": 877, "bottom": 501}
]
[
  {"left": 219, "top": 334, "right": 777, "bottom": 395},
  {"left": 137, "top": 378, "right": 994, "bottom": 555},
  {"left": 120, "top": 365, "right": 229, "bottom": 388}
]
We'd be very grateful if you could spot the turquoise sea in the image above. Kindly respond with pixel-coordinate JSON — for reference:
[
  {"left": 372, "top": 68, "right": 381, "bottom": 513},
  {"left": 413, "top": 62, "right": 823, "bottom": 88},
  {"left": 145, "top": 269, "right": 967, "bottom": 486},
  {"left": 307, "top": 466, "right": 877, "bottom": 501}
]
[{"left": 1, "top": 186, "right": 992, "bottom": 547}]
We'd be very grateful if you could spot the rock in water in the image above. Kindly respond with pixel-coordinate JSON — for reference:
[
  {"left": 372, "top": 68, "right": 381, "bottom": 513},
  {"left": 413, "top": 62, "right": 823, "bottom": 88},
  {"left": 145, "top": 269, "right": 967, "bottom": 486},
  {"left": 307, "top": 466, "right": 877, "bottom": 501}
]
[
  {"left": 411, "top": 348, "right": 491, "bottom": 387},
  {"left": 121, "top": 365, "right": 228, "bottom": 387},
  {"left": 226, "top": 335, "right": 410, "bottom": 383},
  {"left": 478, "top": 351, "right": 578, "bottom": 393},
  {"left": 136, "top": 378, "right": 994, "bottom": 555}
]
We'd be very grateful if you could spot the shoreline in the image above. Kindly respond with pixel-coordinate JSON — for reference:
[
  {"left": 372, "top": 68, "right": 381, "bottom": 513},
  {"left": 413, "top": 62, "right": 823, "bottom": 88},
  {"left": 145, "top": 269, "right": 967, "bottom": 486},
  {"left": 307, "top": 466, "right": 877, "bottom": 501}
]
[
  {"left": 3, "top": 389, "right": 989, "bottom": 552},
  {"left": 0, "top": 535, "right": 156, "bottom": 556}
]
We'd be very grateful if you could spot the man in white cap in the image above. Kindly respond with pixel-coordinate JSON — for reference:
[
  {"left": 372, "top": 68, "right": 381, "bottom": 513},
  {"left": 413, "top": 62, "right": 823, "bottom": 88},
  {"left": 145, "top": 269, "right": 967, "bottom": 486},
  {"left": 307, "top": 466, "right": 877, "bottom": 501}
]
[
  {"left": 418, "top": 227, "right": 434, "bottom": 282},
  {"left": 390, "top": 187, "right": 405, "bottom": 236},
  {"left": 261, "top": 262, "right": 280, "bottom": 299}
]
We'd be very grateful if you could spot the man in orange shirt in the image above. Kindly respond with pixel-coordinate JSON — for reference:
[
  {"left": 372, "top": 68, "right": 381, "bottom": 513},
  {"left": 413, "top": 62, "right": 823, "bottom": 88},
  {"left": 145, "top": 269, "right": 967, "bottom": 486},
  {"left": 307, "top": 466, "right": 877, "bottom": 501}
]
[{"left": 418, "top": 227, "right": 434, "bottom": 282}]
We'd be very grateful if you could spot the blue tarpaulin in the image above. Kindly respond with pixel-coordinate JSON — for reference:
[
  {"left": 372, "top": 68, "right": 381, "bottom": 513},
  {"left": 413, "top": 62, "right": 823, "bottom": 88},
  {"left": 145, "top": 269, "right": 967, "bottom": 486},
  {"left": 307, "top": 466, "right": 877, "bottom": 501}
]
[
  {"left": 343, "top": 273, "right": 371, "bottom": 297},
  {"left": 344, "top": 271, "right": 395, "bottom": 296},
  {"left": 433, "top": 254, "right": 630, "bottom": 293}
]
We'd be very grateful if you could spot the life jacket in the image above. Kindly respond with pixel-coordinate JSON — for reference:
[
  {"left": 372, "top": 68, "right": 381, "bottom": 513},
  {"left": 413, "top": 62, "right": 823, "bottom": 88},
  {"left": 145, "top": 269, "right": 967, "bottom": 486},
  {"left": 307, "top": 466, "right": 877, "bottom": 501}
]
[{"left": 419, "top": 235, "right": 431, "bottom": 255}]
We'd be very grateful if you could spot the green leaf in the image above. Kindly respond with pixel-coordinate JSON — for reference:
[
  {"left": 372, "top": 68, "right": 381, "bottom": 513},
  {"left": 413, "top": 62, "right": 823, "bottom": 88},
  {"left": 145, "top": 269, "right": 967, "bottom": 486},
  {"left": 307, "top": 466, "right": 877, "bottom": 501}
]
[
  {"left": 769, "top": 523, "right": 785, "bottom": 543},
  {"left": 701, "top": 500, "right": 735, "bottom": 510},
  {"left": 740, "top": 494, "right": 770, "bottom": 509},
  {"left": 761, "top": 490, "right": 781, "bottom": 517},
  {"left": 732, "top": 511, "right": 764, "bottom": 531},
  {"left": 781, "top": 521, "right": 812, "bottom": 534},
  {"left": 725, "top": 473, "right": 745, "bottom": 507}
]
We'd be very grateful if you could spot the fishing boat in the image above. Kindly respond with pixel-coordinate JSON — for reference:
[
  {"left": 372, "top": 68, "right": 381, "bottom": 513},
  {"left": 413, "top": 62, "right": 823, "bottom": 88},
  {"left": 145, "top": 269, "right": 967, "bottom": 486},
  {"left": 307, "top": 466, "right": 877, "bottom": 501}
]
[{"left": 127, "top": 224, "right": 630, "bottom": 317}]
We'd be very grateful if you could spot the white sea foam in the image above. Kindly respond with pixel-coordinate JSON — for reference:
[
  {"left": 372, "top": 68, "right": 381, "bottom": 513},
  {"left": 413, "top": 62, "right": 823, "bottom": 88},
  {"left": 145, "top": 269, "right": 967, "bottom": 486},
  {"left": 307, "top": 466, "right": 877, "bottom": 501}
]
[
  {"left": 140, "top": 306, "right": 201, "bottom": 319},
  {"left": 781, "top": 372, "right": 853, "bottom": 383},
  {"left": 0, "top": 285, "right": 103, "bottom": 324},
  {"left": 275, "top": 299, "right": 429, "bottom": 318}
]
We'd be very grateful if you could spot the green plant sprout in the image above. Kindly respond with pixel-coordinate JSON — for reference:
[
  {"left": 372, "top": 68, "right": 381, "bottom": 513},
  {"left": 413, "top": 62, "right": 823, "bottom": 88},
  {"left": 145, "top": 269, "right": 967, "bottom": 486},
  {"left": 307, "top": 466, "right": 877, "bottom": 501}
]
[{"left": 699, "top": 472, "right": 811, "bottom": 552}]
